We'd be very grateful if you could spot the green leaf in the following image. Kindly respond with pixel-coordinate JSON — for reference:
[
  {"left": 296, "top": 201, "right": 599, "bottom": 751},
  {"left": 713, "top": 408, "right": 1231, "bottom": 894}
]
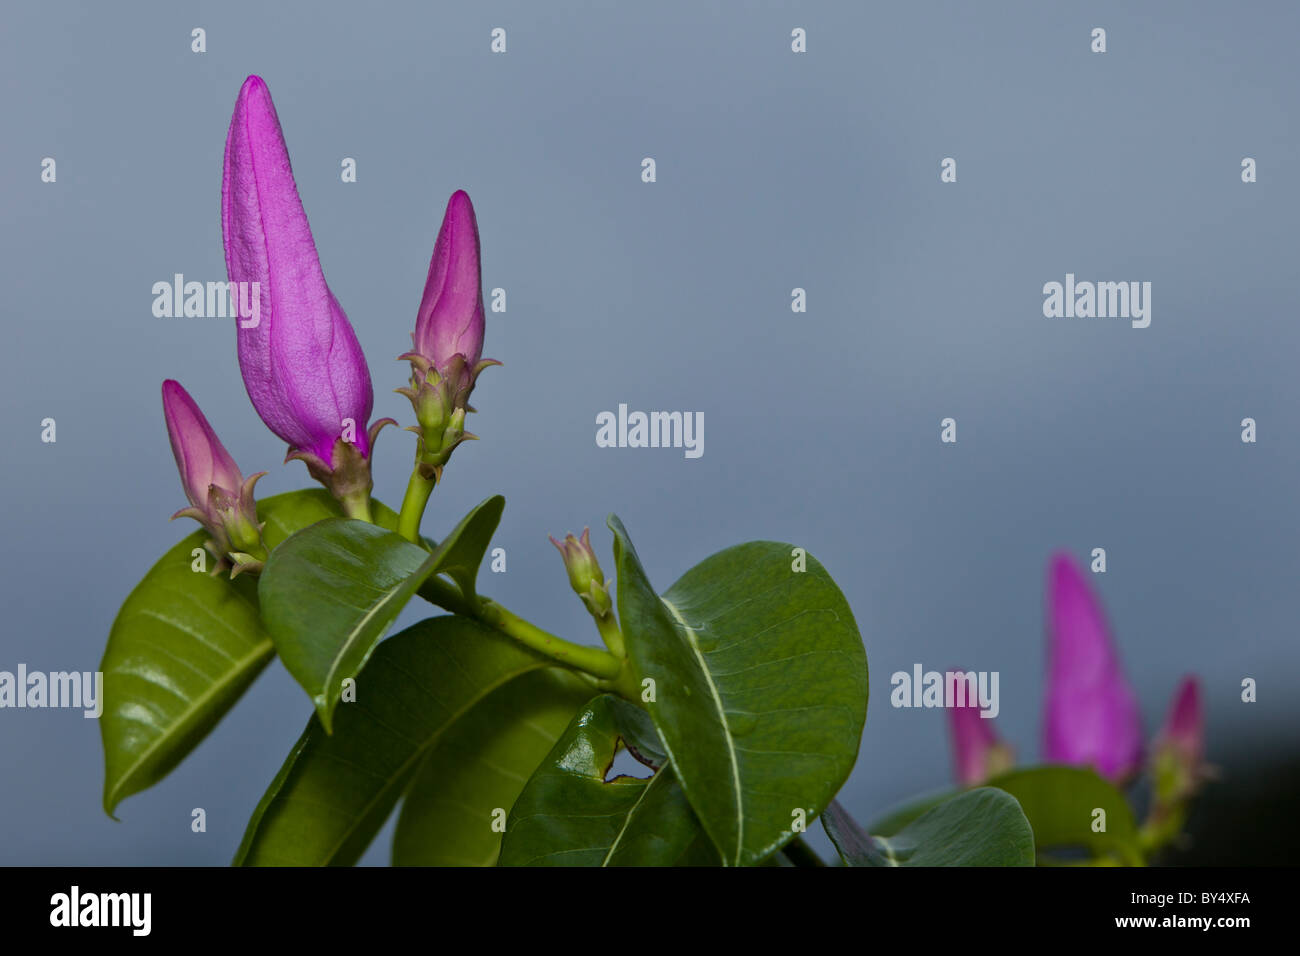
[
  {"left": 100, "top": 489, "right": 387, "bottom": 816},
  {"left": 391, "top": 667, "right": 591, "bottom": 866},
  {"left": 985, "top": 766, "right": 1142, "bottom": 864},
  {"left": 824, "top": 790, "right": 1035, "bottom": 866},
  {"left": 234, "top": 615, "right": 576, "bottom": 866},
  {"left": 608, "top": 516, "right": 868, "bottom": 867},
  {"left": 867, "top": 766, "right": 1143, "bottom": 864},
  {"left": 498, "top": 695, "right": 720, "bottom": 867},
  {"left": 257, "top": 495, "right": 504, "bottom": 731},
  {"left": 866, "top": 789, "right": 952, "bottom": 837}
]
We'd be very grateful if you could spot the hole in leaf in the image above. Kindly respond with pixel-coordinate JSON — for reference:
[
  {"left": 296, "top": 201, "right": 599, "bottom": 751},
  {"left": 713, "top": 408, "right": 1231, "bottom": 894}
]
[{"left": 603, "top": 740, "right": 656, "bottom": 782}]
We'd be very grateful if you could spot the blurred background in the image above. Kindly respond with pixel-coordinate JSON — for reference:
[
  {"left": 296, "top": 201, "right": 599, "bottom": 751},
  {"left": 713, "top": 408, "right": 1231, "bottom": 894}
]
[{"left": 1, "top": 1, "right": 1297, "bottom": 864}]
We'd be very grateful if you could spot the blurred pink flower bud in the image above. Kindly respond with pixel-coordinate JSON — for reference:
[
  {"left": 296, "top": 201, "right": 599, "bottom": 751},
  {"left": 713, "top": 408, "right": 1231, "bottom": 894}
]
[{"left": 1042, "top": 552, "right": 1143, "bottom": 784}]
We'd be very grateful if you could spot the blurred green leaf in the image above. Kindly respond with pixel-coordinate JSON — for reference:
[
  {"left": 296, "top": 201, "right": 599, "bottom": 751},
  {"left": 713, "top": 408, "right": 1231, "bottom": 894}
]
[
  {"left": 825, "top": 789, "right": 1035, "bottom": 866},
  {"left": 868, "top": 765, "right": 1143, "bottom": 864}
]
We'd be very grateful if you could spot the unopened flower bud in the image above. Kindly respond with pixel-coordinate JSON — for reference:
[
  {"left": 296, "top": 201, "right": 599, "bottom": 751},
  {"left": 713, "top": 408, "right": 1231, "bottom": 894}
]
[
  {"left": 1042, "top": 552, "right": 1143, "bottom": 784},
  {"left": 398, "top": 190, "right": 499, "bottom": 478},
  {"left": 162, "top": 379, "right": 266, "bottom": 574},
  {"left": 1151, "top": 676, "right": 1206, "bottom": 806},
  {"left": 947, "top": 700, "right": 1015, "bottom": 787},
  {"left": 549, "top": 528, "right": 612, "bottom": 619},
  {"left": 222, "top": 75, "right": 392, "bottom": 511}
]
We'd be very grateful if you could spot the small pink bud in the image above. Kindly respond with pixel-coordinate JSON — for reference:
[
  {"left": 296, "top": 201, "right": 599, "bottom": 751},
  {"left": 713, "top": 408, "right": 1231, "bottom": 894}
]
[
  {"left": 549, "top": 528, "right": 612, "bottom": 618},
  {"left": 947, "top": 701, "right": 1014, "bottom": 787},
  {"left": 1151, "top": 675, "right": 1206, "bottom": 804},
  {"left": 161, "top": 380, "right": 265, "bottom": 572}
]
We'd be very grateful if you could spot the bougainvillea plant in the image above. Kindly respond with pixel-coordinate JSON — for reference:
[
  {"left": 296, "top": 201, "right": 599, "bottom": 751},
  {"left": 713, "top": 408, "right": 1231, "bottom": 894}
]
[{"left": 99, "top": 76, "right": 1207, "bottom": 866}]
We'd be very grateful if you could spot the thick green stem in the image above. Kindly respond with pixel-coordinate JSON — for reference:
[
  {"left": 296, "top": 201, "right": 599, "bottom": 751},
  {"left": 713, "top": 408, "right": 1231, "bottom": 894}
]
[
  {"left": 416, "top": 574, "right": 634, "bottom": 697},
  {"left": 477, "top": 599, "right": 624, "bottom": 679},
  {"left": 417, "top": 577, "right": 477, "bottom": 617},
  {"left": 340, "top": 490, "right": 373, "bottom": 523},
  {"left": 593, "top": 612, "right": 626, "bottom": 658},
  {"left": 397, "top": 467, "right": 437, "bottom": 544},
  {"left": 417, "top": 578, "right": 627, "bottom": 683}
]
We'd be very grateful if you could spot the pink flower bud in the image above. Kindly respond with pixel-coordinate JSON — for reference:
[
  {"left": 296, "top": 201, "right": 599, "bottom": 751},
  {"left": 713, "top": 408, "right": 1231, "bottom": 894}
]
[
  {"left": 1151, "top": 675, "right": 1206, "bottom": 803},
  {"left": 947, "top": 701, "right": 1014, "bottom": 786},
  {"left": 222, "top": 75, "right": 390, "bottom": 502},
  {"left": 413, "top": 189, "right": 485, "bottom": 373},
  {"left": 161, "top": 380, "right": 265, "bottom": 571},
  {"left": 1042, "top": 552, "right": 1143, "bottom": 784}
]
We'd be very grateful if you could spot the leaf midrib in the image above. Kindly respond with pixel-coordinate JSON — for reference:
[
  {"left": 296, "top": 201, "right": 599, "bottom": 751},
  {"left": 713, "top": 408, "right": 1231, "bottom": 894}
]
[
  {"left": 600, "top": 766, "right": 667, "bottom": 866},
  {"left": 317, "top": 549, "right": 436, "bottom": 710},
  {"left": 660, "top": 596, "right": 743, "bottom": 866},
  {"left": 106, "top": 635, "right": 273, "bottom": 811},
  {"left": 309, "top": 662, "right": 546, "bottom": 865}
]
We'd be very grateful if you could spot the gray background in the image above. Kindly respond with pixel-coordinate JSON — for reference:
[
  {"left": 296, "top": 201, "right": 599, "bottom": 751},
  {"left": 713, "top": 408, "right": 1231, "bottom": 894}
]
[{"left": 2, "top": 1, "right": 1297, "bottom": 865}]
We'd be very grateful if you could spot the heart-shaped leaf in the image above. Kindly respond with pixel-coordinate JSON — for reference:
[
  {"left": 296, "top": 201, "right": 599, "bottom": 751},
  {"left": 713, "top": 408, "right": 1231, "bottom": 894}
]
[
  {"left": 608, "top": 516, "right": 868, "bottom": 866},
  {"left": 391, "top": 667, "right": 592, "bottom": 866},
  {"left": 235, "top": 615, "right": 581, "bottom": 866},
  {"left": 824, "top": 790, "right": 1035, "bottom": 866},
  {"left": 498, "top": 695, "right": 720, "bottom": 867},
  {"left": 100, "top": 490, "right": 387, "bottom": 816},
  {"left": 258, "top": 495, "right": 504, "bottom": 731}
]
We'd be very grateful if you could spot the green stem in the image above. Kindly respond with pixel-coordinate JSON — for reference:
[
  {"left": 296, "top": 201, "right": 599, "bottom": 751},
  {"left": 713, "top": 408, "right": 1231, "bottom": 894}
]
[
  {"left": 1138, "top": 802, "right": 1186, "bottom": 857},
  {"left": 593, "top": 611, "right": 626, "bottom": 658},
  {"left": 397, "top": 467, "right": 437, "bottom": 544},
  {"left": 417, "top": 578, "right": 627, "bottom": 683},
  {"left": 417, "top": 577, "right": 477, "bottom": 617},
  {"left": 477, "top": 599, "right": 624, "bottom": 679},
  {"left": 782, "top": 836, "right": 825, "bottom": 867},
  {"left": 340, "top": 491, "right": 373, "bottom": 523}
]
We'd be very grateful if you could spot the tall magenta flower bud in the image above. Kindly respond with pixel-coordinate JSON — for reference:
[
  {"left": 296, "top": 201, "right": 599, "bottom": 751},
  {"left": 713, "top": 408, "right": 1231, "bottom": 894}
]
[
  {"left": 1042, "top": 552, "right": 1143, "bottom": 784},
  {"left": 222, "top": 75, "right": 392, "bottom": 517},
  {"left": 947, "top": 700, "right": 1014, "bottom": 787},
  {"left": 162, "top": 380, "right": 267, "bottom": 575},
  {"left": 398, "top": 190, "right": 499, "bottom": 480},
  {"left": 1150, "top": 676, "right": 1207, "bottom": 807}
]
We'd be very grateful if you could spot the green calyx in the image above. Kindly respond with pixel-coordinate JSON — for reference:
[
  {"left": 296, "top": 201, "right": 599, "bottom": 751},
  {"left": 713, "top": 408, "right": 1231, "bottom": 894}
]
[{"left": 397, "top": 351, "right": 499, "bottom": 476}]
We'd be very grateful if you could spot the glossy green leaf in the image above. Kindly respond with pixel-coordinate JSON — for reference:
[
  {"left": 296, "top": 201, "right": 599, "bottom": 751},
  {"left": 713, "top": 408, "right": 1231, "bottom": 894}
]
[
  {"left": 609, "top": 516, "right": 868, "bottom": 866},
  {"left": 235, "top": 615, "right": 575, "bottom": 866},
  {"left": 391, "top": 667, "right": 591, "bottom": 866},
  {"left": 100, "top": 489, "right": 390, "bottom": 816},
  {"left": 498, "top": 695, "right": 720, "bottom": 867},
  {"left": 825, "top": 790, "right": 1035, "bottom": 866},
  {"left": 867, "top": 765, "right": 1143, "bottom": 864},
  {"left": 257, "top": 495, "right": 504, "bottom": 731}
]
